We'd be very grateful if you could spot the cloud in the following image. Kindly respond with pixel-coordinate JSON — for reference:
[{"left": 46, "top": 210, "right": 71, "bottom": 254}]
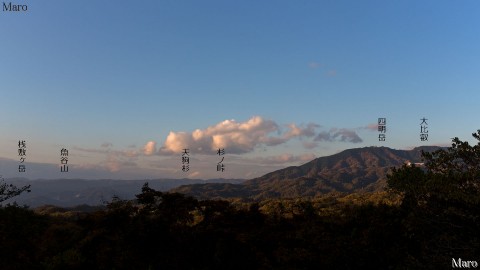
[
  {"left": 284, "top": 123, "right": 319, "bottom": 139},
  {"left": 188, "top": 171, "right": 201, "bottom": 178},
  {"left": 333, "top": 129, "right": 362, "bottom": 143},
  {"left": 152, "top": 116, "right": 321, "bottom": 155},
  {"left": 122, "top": 150, "right": 139, "bottom": 158},
  {"left": 74, "top": 145, "right": 141, "bottom": 173},
  {"left": 74, "top": 147, "right": 109, "bottom": 154},
  {"left": 308, "top": 61, "right": 338, "bottom": 77},
  {"left": 101, "top": 142, "right": 113, "bottom": 148},
  {"left": 101, "top": 152, "right": 139, "bottom": 173},
  {"left": 143, "top": 141, "right": 157, "bottom": 156},
  {"left": 314, "top": 128, "right": 363, "bottom": 143},
  {"left": 74, "top": 146, "right": 139, "bottom": 158},
  {"left": 96, "top": 152, "right": 139, "bottom": 172},
  {"left": 327, "top": 69, "right": 337, "bottom": 77},
  {"left": 105, "top": 155, "right": 121, "bottom": 172},
  {"left": 75, "top": 159, "right": 137, "bottom": 174},
  {"left": 302, "top": 141, "right": 319, "bottom": 149},
  {"left": 144, "top": 117, "right": 369, "bottom": 158},
  {"left": 360, "top": 123, "right": 379, "bottom": 132},
  {"left": 315, "top": 131, "right": 333, "bottom": 142},
  {"left": 308, "top": 62, "right": 321, "bottom": 69}
]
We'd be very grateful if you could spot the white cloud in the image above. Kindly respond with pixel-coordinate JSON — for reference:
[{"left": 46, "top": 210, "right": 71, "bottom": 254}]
[
  {"left": 163, "top": 131, "right": 193, "bottom": 153},
  {"left": 284, "top": 123, "right": 319, "bottom": 138},
  {"left": 153, "top": 116, "right": 320, "bottom": 155},
  {"left": 143, "top": 141, "right": 157, "bottom": 156},
  {"left": 144, "top": 117, "right": 375, "bottom": 157}
]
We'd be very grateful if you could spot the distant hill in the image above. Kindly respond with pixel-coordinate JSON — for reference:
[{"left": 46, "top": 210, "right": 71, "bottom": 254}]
[
  {"left": 172, "top": 146, "right": 442, "bottom": 200},
  {"left": 3, "top": 178, "right": 245, "bottom": 207},
  {"left": 4, "top": 146, "right": 443, "bottom": 206}
]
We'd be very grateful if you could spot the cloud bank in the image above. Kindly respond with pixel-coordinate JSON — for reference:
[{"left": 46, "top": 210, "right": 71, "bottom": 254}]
[
  {"left": 155, "top": 116, "right": 320, "bottom": 155},
  {"left": 142, "top": 116, "right": 373, "bottom": 156}
]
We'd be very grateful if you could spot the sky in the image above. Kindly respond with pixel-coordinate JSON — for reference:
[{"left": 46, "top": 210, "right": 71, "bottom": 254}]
[{"left": 1, "top": 0, "right": 480, "bottom": 180}]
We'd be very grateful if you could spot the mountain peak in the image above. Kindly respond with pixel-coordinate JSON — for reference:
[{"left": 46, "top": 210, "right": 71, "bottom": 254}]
[{"left": 173, "top": 146, "right": 444, "bottom": 200}]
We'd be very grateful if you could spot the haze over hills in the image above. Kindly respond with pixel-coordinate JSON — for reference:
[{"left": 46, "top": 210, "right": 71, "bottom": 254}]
[
  {"left": 4, "top": 146, "right": 443, "bottom": 207},
  {"left": 3, "top": 178, "right": 245, "bottom": 208},
  {"left": 172, "top": 146, "right": 443, "bottom": 200}
]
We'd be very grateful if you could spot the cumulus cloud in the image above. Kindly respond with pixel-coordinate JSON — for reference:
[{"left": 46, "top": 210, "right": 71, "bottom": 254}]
[
  {"left": 143, "top": 117, "right": 370, "bottom": 158},
  {"left": 143, "top": 141, "right": 157, "bottom": 156},
  {"left": 314, "top": 128, "right": 363, "bottom": 143},
  {"left": 152, "top": 116, "right": 321, "bottom": 155},
  {"left": 284, "top": 123, "right": 319, "bottom": 139}
]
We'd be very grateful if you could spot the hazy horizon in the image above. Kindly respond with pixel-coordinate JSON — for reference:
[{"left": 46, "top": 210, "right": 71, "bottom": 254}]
[{"left": 0, "top": 144, "right": 447, "bottom": 180}]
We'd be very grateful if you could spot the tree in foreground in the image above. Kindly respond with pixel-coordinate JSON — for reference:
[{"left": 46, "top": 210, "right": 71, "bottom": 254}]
[
  {"left": 388, "top": 130, "right": 480, "bottom": 207},
  {"left": 0, "top": 175, "right": 30, "bottom": 205},
  {"left": 387, "top": 130, "right": 480, "bottom": 266}
]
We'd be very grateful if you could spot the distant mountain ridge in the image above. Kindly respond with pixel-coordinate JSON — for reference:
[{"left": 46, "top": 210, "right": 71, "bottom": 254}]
[
  {"left": 172, "top": 146, "right": 443, "bottom": 200},
  {"left": 4, "top": 146, "right": 443, "bottom": 206},
  {"left": 4, "top": 178, "right": 245, "bottom": 207}
]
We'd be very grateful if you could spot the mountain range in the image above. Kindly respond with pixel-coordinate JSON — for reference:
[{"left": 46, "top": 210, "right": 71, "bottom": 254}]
[
  {"left": 3, "top": 178, "right": 245, "bottom": 207},
  {"left": 172, "top": 146, "right": 442, "bottom": 200},
  {"left": 4, "top": 146, "right": 442, "bottom": 207}
]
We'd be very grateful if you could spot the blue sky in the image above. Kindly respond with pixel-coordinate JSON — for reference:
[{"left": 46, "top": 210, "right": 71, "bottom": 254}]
[{"left": 1, "top": 0, "right": 479, "bottom": 179}]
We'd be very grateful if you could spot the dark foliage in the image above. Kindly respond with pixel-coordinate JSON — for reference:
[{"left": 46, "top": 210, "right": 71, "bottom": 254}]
[
  {"left": 387, "top": 130, "right": 480, "bottom": 267},
  {"left": 0, "top": 132, "right": 479, "bottom": 269}
]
